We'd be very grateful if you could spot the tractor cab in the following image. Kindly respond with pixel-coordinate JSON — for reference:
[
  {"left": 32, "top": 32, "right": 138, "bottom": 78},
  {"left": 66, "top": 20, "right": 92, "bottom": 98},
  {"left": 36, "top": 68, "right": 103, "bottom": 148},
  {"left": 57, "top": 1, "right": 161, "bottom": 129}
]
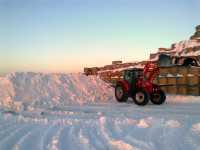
[{"left": 123, "top": 69, "right": 143, "bottom": 85}]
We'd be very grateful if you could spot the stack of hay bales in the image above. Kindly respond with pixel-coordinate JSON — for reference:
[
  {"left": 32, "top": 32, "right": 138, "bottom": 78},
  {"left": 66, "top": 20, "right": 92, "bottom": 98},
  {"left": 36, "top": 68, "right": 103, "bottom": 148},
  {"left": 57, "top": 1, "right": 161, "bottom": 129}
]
[{"left": 155, "top": 66, "right": 200, "bottom": 95}]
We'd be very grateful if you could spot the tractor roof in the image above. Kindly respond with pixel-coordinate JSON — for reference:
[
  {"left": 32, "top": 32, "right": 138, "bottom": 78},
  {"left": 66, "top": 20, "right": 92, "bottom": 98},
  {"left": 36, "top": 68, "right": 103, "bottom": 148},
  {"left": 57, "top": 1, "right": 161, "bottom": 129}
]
[
  {"left": 124, "top": 68, "right": 143, "bottom": 72},
  {"left": 123, "top": 68, "right": 143, "bottom": 77}
]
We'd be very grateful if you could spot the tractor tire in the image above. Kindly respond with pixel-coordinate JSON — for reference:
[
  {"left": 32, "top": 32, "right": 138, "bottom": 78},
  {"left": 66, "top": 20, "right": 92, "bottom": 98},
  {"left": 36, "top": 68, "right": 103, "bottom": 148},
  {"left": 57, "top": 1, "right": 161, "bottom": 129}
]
[
  {"left": 115, "top": 85, "right": 128, "bottom": 102},
  {"left": 150, "top": 90, "right": 166, "bottom": 105},
  {"left": 133, "top": 89, "right": 149, "bottom": 106}
]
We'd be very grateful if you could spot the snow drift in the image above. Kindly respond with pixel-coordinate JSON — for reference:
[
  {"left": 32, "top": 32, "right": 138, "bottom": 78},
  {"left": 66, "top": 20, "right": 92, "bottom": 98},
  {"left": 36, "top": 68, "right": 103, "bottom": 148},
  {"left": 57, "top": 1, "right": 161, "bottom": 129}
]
[
  {"left": 0, "top": 72, "right": 114, "bottom": 109},
  {"left": 0, "top": 72, "right": 200, "bottom": 111}
]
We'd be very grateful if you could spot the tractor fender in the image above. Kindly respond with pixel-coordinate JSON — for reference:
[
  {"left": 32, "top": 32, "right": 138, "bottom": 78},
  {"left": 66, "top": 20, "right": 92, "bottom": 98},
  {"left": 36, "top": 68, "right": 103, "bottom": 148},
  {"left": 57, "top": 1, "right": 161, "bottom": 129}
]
[{"left": 116, "top": 80, "right": 129, "bottom": 92}]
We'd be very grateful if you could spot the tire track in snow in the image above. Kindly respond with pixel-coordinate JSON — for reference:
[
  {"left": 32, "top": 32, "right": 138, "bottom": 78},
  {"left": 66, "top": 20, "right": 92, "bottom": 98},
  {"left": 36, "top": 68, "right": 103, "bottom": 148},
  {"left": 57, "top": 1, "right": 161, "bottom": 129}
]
[
  {"left": 77, "top": 128, "right": 95, "bottom": 150},
  {"left": 40, "top": 124, "right": 55, "bottom": 150},
  {"left": 59, "top": 126, "right": 83, "bottom": 150},
  {"left": 111, "top": 117, "right": 155, "bottom": 150},
  {"left": 46, "top": 126, "right": 64, "bottom": 150},
  {"left": 12, "top": 125, "right": 40, "bottom": 150},
  {"left": 58, "top": 126, "right": 73, "bottom": 150},
  {"left": 85, "top": 125, "right": 107, "bottom": 150},
  {"left": 0, "top": 123, "right": 24, "bottom": 141},
  {"left": 99, "top": 116, "right": 140, "bottom": 150},
  {"left": 59, "top": 125, "right": 84, "bottom": 150},
  {"left": 0, "top": 124, "right": 33, "bottom": 150},
  {"left": 42, "top": 124, "right": 60, "bottom": 150},
  {"left": 13, "top": 125, "right": 47, "bottom": 150},
  {"left": 59, "top": 124, "right": 95, "bottom": 150}
]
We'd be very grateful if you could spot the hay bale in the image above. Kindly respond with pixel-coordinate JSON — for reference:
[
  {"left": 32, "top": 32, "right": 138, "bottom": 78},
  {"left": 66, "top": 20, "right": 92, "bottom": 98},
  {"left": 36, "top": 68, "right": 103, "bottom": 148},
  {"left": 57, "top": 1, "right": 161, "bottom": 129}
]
[
  {"left": 189, "top": 67, "right": 200, "bottom": 75},
  {"left": 177, "top": 86, "right": 188, "bottom": 95},
  {"left": 160, "top": 86, "right": 168, "bottom": 93},
  {"left": 187, "top": 86, "right": 199, "bottom": 96},
  {"left": 167, "top": 86, "right": 177, "bottom": 94},
  {"left": 168, "top": 66, "right": 178, "bottom": 74},
  {"left": 178, "top": 67, "right": 188, "bottom": 75},
  {"left": 177, "top": 76, "right": 187, "bottom": 85},
  {"left": 167, "top": 77, "right": 177, "bottom": 85},
  {"left": 160, "top": 67, "right": 170, "bottom": 75},
  {"left": 158, "top": 77, "right": 168, "bottom": 85},
  {"left": 187, "top": 76, "right": 199, "bottom": 85}
]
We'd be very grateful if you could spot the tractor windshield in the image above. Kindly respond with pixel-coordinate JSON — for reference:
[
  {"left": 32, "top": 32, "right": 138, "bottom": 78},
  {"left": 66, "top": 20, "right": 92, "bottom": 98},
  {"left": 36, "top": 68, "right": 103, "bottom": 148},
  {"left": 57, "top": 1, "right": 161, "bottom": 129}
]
[{"left": 124, "top": 71, "right": 134, "bottom": 84}]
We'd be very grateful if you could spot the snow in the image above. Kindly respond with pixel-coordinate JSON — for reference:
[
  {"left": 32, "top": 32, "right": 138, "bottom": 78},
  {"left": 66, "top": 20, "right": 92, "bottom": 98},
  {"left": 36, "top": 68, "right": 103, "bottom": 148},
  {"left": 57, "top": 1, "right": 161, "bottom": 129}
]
[
  {"left": 150, "top": 39, "right": 200, "bottom": 61},
  {"left": 174, "top": 40, "right": 198, "bottom": 53},
  {"left": 165, "top": 40, "right": 200, "bottom": 55},
  {"left": 165, "top": 120, "right": 181, "bottom": 128},
  {"left": 192, "top": 123, "right": 200, "bottom": 134},
  {"left": 0, "top": 72, "right": 115, "bottom": 110},
  {"left": 0, "top": 72, "right": 200, "bottom": 150},
  {"left": 98, "top": 64, "right": 144, "bottom": 74},
  {"left": 0, "top": 102, "right": 200, "bottom": 150}
]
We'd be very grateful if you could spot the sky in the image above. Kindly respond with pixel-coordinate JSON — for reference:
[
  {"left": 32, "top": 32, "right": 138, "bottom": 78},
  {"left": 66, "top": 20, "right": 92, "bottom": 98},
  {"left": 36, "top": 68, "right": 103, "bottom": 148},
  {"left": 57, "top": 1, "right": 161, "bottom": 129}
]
[{"left": 0, "top": 0, "right": 200, "bottom": 74}]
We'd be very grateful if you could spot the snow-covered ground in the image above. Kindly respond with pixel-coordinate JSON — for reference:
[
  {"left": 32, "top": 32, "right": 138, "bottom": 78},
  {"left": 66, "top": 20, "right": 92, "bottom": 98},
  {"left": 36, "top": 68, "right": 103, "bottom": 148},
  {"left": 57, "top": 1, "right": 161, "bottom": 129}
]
[{"left": 0, "top": 73, "right": 200, "bottom": 150}]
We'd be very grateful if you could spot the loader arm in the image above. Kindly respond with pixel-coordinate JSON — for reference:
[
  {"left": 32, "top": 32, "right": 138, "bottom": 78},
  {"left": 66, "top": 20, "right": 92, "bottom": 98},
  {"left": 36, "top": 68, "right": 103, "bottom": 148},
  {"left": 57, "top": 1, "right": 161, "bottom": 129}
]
[{"left": 143, "top": 62, "right": 160, "bottom": 82}]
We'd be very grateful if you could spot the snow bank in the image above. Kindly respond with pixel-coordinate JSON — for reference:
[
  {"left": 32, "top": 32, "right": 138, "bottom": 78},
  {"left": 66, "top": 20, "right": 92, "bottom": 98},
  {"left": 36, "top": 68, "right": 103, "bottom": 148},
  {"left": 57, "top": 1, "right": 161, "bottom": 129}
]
[
  {"left": 0, "top": 72, "right": 114, "bottom": 109},
  {"left": 0, "top": 72, "right": 200, "bottom": 111}
]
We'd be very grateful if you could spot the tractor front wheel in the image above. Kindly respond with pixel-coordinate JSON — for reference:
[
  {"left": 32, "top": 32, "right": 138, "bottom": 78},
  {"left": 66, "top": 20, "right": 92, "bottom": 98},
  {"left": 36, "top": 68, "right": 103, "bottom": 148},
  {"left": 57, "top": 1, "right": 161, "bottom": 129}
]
[
  {"left": 115, "top": 85, "right": 128, "bottom": 102},
  {"left": 150, "top": 90, "right": 166, "bottom": 105},
  {"left": 133, "top": 89, "right": 149, "bottom": 106}
]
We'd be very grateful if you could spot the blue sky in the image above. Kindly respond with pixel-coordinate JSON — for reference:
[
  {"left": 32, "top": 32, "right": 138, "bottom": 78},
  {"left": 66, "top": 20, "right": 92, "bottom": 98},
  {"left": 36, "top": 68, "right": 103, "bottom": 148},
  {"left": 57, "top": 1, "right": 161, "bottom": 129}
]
[{"left": 0, "top": 0, "right": 200, "bottom": 73}]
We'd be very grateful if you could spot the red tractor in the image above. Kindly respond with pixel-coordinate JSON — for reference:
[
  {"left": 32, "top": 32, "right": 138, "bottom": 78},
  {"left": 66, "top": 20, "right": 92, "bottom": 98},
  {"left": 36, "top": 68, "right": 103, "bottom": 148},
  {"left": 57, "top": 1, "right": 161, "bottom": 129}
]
[{"left": 115, "top": 62, "right": 166, "bottom": 105}]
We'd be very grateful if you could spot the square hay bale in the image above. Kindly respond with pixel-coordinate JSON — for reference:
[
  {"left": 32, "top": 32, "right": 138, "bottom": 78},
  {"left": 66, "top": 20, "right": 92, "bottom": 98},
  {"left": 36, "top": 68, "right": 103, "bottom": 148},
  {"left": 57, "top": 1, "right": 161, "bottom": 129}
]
[
  {"left": 189, "top": 67, "right": 200, "bottom": 75},
  {"left": 187, "top": 76, "right": 199, "bottom": 85},
  {"left": 160, "top": 67, "right": 170, "bottom": 75},
  {"left": 167, "top": 86, "right": 177, "bottom": 94},
  {"left": 167, "top": 77, "right": 177, "bottom": 85},
  {"left": 178, "top": 67, "right": 188, "bottom": 75},
  {"left": 177, "top": 86, "right": 187, "bottom": 95},
  {"left": 187, "top": 86, "right": 199, "bottom": 96},
  {"left": 177, "top": 77, "right": 187, "bottom": 85},
  {"left": 158, "top": 77, "right": 168, "bottom": 85},
  {"left": 160, "top": 86, "right": 168, "bottom": 93},
  {"left": 168, "top": 67, "right": 178, "bottom": 74}
]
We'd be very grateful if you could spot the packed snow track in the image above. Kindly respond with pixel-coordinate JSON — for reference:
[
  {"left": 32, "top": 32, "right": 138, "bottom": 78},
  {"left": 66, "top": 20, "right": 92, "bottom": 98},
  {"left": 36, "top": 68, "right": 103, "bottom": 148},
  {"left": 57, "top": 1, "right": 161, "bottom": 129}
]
[{"left": 1, "top": 102, "right": 200, "bottom": 150}]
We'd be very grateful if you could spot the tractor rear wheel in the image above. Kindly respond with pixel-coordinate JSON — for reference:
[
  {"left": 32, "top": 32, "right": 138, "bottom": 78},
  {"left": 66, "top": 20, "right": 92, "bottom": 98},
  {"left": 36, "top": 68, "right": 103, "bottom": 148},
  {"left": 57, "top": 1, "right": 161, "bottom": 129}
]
[
  {"left": 150, "top": 90, "right": 166, "bottom": 105},
  {"left": 115, "top": 85, "right": 128, "bottom": 102},
  {"left": 133, "top": 89, "right": 149, "bottom": 106}
]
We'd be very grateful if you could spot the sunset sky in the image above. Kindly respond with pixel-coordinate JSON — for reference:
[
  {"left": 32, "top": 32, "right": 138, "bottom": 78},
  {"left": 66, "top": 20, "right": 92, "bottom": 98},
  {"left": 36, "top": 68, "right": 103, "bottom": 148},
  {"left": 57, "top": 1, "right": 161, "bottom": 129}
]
[{"left": 0, "top": 0, "right": 200, "bottom": 73}]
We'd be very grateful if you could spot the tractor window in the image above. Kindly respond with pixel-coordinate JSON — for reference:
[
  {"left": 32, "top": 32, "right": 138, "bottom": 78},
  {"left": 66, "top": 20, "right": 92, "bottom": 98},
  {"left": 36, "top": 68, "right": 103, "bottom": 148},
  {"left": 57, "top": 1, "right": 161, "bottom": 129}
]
[{"left": 124, "top": 71, "right": 133, "bottom": 83}]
